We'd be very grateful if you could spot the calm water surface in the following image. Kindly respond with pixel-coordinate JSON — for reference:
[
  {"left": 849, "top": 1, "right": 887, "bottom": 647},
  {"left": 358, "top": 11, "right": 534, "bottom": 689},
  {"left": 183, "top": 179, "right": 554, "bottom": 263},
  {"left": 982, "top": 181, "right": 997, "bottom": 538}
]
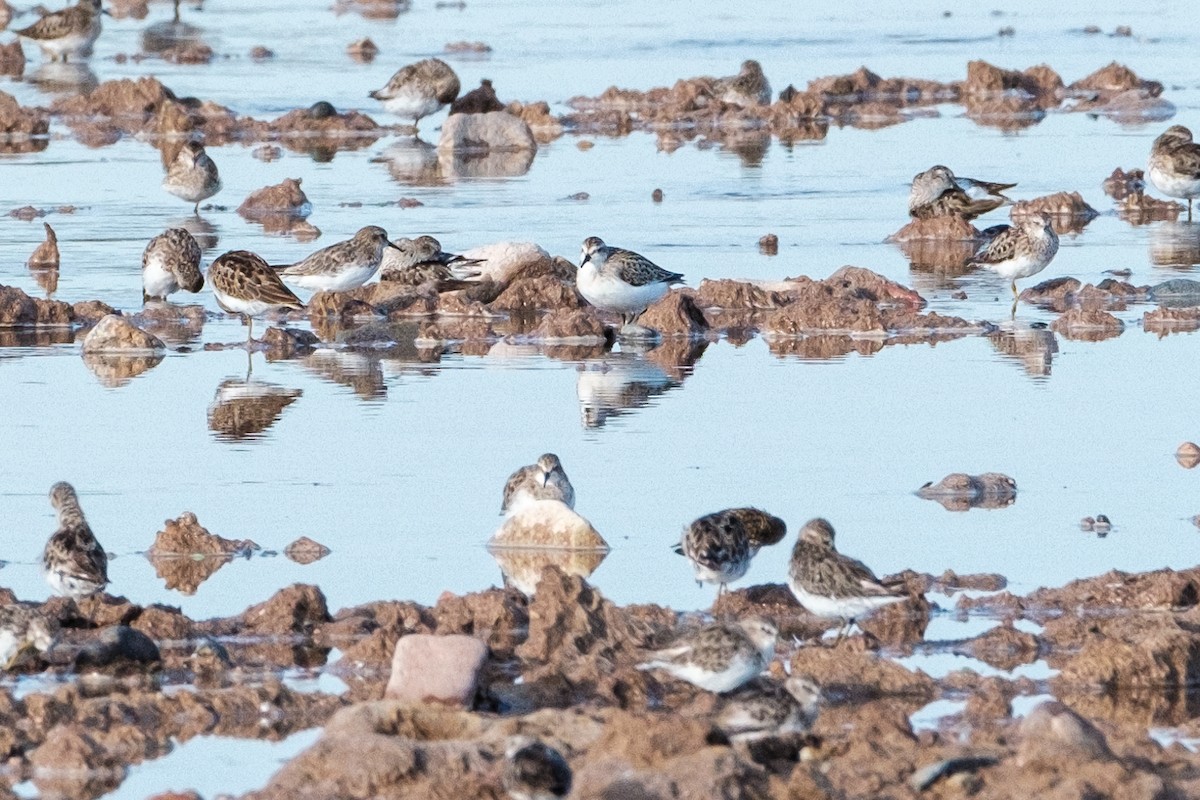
[{"left": 2, "top": 0, "right": 1199, "bottom": 793}]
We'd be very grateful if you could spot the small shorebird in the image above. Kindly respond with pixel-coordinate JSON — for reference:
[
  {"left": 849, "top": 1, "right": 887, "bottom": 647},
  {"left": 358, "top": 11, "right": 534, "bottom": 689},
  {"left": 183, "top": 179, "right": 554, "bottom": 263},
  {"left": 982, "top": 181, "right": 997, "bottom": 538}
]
[
  {"left": 675, "top": 510, "right": 751, "bottom": 595},
  {"left": 967, "top": 211, "right": 1059, "bottom": 312},
  {"left": 14, "top": 0, "right": 103, "bottom": 62},
  {"left": 1148, "top": 125, "right": 1200, "bottom": 219},
  {"left": 787, "top": 518, "right": 906, "bottom": 643},
  {"left": 369, "top": 58, "right": 460, "bottom": 130},
  {"left": 163, "top": 140, "right": 221, "bottom": 213},
  {"left": 27, "top": 222, "right": 60, "bottom": 297},
  {"left": 637, "top": 617, "right": 777, "bottom": 693},
  {"left": 42, "top": 482, "right": 109, "bottom": 601},
  {"left": 208, "top": 250, "right": 305, "bottom": 344},
  {"left": 142, "top": 228, "right": 203, "bottom": 301},
  {"left": 380, "top": 235, "right": 484, "bottom": 289},
  {"left": 909, "top": 165, "right": 1014, "bottom": 221},
  {"left": 715, "top": 59, "right": 772, "bottom": 107},
  {"left": 275, "top": 225, "right": 400, "bottom": 292},
  {"left": 715, "top": 675, "right": 822, "bottom": 743},
  {"left": 577, "top": 236, "right": 684, "bottom": 333},
  {"left": 501, "top": 453, "right": 575, "bottom": 514},
  {"left": 675, "top": 507, "right": 787, "bottom": 596},
  {"left": 0, "top": 606, "right": 57, "bottom": 670},
  {"left": 502, "top": 737, "right": 572, "bottom": 800}
]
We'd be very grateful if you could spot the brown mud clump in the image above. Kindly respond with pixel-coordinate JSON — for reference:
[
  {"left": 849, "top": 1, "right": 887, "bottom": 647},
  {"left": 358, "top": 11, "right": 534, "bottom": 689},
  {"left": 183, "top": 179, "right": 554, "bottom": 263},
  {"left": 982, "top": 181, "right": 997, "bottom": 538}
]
[
  {"left": 916, "top": 472, "right": 1017, "bottom": 511},
  {"left": 0, "top": 284, "right": 73, "bottom": 325},
  {"left": 81, "top": 315, "right": 165, "bottom": 353},
  {"left": 0, "top": 90, "right": 49, "bottom": 146},
  {"left": 285, "top": 536, "right": 332, "bottom": 564},
  {"left": 238, "top": 177, "right": 312, "bottom": 222},
  {"left": 0, "top": 41, "right": 24, "bottom": 78},
  {"left": 1050, "top": 307, "right": 1124, "bottom": 341},
  {"left": 1176, "top": 442, "right": 1200, "bottom": 469},
  {"left": 1011, "top": 191, "right": 1099, "bottom": 233},
  {"left": 146, "top": 512, "right": 260, "bottom": 593}
]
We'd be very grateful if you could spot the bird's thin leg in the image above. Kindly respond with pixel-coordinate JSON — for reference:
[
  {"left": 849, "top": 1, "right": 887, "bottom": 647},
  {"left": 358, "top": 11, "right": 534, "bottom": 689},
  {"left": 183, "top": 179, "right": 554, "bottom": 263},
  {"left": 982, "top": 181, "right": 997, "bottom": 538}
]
[
  {"left": 245, "top": 314, "right": 254, "bottom": 348},
  {"left": 831, "top": 619, "right": 849, "bottom": 647}
]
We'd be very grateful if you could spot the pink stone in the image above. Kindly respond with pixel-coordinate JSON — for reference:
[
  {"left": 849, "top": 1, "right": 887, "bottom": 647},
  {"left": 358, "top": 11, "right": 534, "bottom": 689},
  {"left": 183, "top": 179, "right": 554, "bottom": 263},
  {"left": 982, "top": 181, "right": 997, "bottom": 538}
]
[{"left": 384, "top": 634, "right": 487, "bottom": 707}]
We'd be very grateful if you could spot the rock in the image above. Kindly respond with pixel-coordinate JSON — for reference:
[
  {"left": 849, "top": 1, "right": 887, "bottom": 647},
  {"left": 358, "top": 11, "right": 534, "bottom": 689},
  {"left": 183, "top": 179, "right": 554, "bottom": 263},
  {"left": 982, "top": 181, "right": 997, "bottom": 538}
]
[
  {"left": 1011, "top": 191, "right": 1099, "bottom": 232},
  {"left": 758, "top": 233, "right": 777, "bottom": 254},
  {"left": 1145, "top": 305, "right": 1200, "bottom": 335},
  {"left": 490, "top": 548, "right": 608, "bottom": 596},
  {"left": 460, "top": 241, "right": 553, "bottom": 284},
  {"left": 261, "top": 325, "right": 320, "bottom": 357},
  {"left": 437, "top": 110, "right": 537, "bottom": 152},
  {"left": 71, "top": 300, "right": 117, "bottom": 324},
  {"left": 636, "top": 292, "right": 709, "bottom": 337},
  {"left": 1068, "top": 61, "right": 1161, "bottom": 97},
  {"left": 384, "top": 634, "right": 488, "bottom": 707},
  {"left": 1017, "top": 701, "right": 1113, "bottom": 765},
  {"left": 147, "top": 512, "right": 257, "bottom": 557},
  {"left": 529, "top": 308, "right": 607, "bottom": 341},
  {"left": 0, "top": 41, "right": 24, "bottom": 78},
  {"left": 242, "top": 584, "right": 331, "bottom": 636},
  {"left": 916, "top": 473, "right": 1017, "bottom": 512},
  {"left": 489, "top": 276, "right": 582, "bottom": 313},
  {"left": 887, "top": 216, "right": 981, "bottom": 243},
  {"left": 346, "top": 37, "right": 378, "bottom": 63},
  {"left": 955, "top": 622, "right": 1040, "bottom": 671},
  {"left": 1176, "top": 442, "right": 1200, "bottom": 469},
  {"left": 72, "top": 625, "right": 161, "bottom": 673},
  {"left": 81, "top": 315, "right": 165, "bottom": 353},
  {"left": 0, "top": 284, "right": 72, "bottom": 325},
  {"left": 0, "top": 90, "right": 48, "bottom": 138},
  {"left": 490, "top": 500, "right": 609, "bottom": 551},
  {"left": 1102, "top": 167, "right": 1144, "bottom": 201},
  {"left": 237, "top": 177, "right": 312, "bottom": 221},
  {"left": 284, "top": 536, "right": 331, "bottom": 564}
]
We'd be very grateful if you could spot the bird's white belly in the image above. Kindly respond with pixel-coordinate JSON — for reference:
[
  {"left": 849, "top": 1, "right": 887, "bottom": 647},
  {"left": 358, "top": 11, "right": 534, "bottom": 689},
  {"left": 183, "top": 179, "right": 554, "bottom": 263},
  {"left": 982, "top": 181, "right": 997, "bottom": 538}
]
[
  {"left": 213, "top": 288, "right": 274, "bottom": 317},
  {"left": 788, "top": 580, "right": 903, "bottom": 619},
  {"left": 691, "top": 556, "right": 749, "bottom": 586},
  {"left": 143, "top": 259, "right": 178, "bottom": 298},
  {"left": 987, "top": 251, "right": 1043, "bottom": 281},
  {"left": 1149, "top": 163, "right": 1200, "bottom": 200},
  {"left": 577, "top": 266, "right": 668, "bottom": 314},
  {"left": 40, "top": 29, "right": 96, "bottom": 57},
  {"left": 286, "top": 262, "right": 376, "bottom": 292},
  {"left": 383, "top": 91, "right": 442, "bottom": 120}
]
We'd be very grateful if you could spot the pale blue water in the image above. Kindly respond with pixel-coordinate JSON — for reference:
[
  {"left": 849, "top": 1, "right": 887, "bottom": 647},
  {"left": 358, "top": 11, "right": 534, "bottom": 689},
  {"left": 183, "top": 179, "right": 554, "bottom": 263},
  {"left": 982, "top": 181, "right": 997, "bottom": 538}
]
[{"left": 2, "top": 0, "right": 1200, "bottom": 794}]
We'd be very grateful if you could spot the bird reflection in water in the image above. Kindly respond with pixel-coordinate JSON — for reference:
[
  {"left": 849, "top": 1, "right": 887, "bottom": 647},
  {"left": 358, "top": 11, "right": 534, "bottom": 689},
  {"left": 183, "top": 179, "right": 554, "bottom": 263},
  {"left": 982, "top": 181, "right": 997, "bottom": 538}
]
[
  {"left": 1150, "top": 222, "right": 1200, "bottom": 270},
  {"left": 575, "top": 340, "right": 707, "bottom": 429},
  {"left": 987, "top": 324, "right": 1058, "bottom": 379},
  {"left": 207, "top": 357, "right": 302, "bottom": 441}
]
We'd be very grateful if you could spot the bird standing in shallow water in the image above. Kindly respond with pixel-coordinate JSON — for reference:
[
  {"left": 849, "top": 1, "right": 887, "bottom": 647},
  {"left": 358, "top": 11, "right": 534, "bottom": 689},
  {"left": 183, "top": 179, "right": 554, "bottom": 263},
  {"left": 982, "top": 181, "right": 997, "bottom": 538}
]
[
  {"left": 42, "top": 482, "right": 108, "bottom": 601},
  {"left": 967, "top": 211, "right": 1059, "bottom": 316},
  {"left": 577, "top": 236, "right": 684, "bottom": 336},
  {"left": 163, "top": 140, "right": 221, "bottom": 213},
  {"left": 208, "top": 250, "right": 305, "bottom": 345},
  {"left": 369, "top": 58, "right": 460, "bottom": 131},
  {"left": 1148, "top": 125, "right": 1200, "bottom": 220},
  {"left": 14, "top": 0, "right": 103, "bottom": 62},
  {"left": 786, "top": 518, "right": 907, "bottom": 645}
]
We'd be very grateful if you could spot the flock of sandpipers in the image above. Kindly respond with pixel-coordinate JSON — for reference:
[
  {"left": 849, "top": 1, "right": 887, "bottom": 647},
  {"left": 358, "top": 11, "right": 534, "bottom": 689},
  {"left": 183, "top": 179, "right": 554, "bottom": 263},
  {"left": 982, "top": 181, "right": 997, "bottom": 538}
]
[{"left": 7, "top": 3, "right": 1200, "bottom": 792}]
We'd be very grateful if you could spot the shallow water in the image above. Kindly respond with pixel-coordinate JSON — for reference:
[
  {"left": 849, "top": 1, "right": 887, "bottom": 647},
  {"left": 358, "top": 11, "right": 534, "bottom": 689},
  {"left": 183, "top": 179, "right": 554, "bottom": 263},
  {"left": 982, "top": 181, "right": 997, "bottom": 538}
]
[{"left": 2, "top": 0, "right": 1200, "bottom": 792}]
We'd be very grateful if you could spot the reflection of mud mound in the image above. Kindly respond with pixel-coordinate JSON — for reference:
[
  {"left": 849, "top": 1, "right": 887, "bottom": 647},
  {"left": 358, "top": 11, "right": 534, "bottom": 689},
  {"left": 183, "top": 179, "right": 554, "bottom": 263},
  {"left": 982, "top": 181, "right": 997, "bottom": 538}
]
[
  {"left": 436, "top": 146, "right": 534, "bottom": 179},
  {"left": 766, "top": 334, "right": 884, "bottom": 360},
  {"left": 896, "top": 237, "right": 980, "bottom": 273},
  {"left": 375, "top": 138, "right": 441, "bottom": 186},
  {"left": 303, "top": 350, "right": 385, "bottom": 401},
  {"left": 0, "top": 328, "right": 73, "bottom": 348},
  {"left": 575, "top": 353, "right": 684, "bottom": 429},
  {"left": 332, "top": 0, "right": 410, "bottom": 19},
  {"left": 207, "top": 379, "right": 302, "bottom": 441},
  {"left": 489, "top": 547, "right": 607, "bottom": 596},
  {"left": 81, "top": 352, "right": 164, "bottom": 387},
  {"left": 916, "top": 473, "right": 1017, "bottom": 512},
  {"left": 1150, "top": 223, "right": 1200, "bottom": 269},
  {"left": 148, "top": 552, "right": 232, "bottom": 595},
  {"left": 1049, "top": 308, "right": 1124, "bottom": 341},
  {"left": 134, "top": 301, "right": 206, "bottom": 345},
  {"left": 988, "top": 327, "right": 1058, "bottom": 378}
]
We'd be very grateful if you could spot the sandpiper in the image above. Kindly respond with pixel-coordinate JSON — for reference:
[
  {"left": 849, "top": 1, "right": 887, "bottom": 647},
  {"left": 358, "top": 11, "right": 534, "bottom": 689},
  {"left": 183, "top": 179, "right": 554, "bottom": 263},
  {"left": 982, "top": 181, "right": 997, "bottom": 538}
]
[
  {"left": 208, "top": 250, "right": 305, "bottom": 344},
  {"left": 14, "top": 0, "right": 103, "bottom": 62},
  {"left": 369, "top": 58, "right": 460, "bottom": 130},
  {"left": 275, "top": 225, "right": 399, "bottom": 292},
  {"left": 715, "top": 675, "right": 822, "bottom": 742},
  {"left": 502, "top": 737, "right": 572, "bottom": 800},
  {"left": 27, "top": 222, "right": 60, "bottom": 297},
  {"left": 967, "top": 211, "right": 1059, "bottom": 308},
  {"left": 0, "top": 605, "right": 57, "bottom": 670},
  {"left": 1148, "top": 125, "right": 1200, "bottom": 219},
  {"left": 163, "top": 140, "right": 221, "bottom": 213},
  {"left": 674, "top": 510, "right": 752, "bottom": 594},
  {"left": 501, "top": 453, "right": 575, "bottom": 514},
  {"left": 577, "top": 236, "right": 684, "bottom": 333},
  {"left": 909, "top": 165, "right": 1014, "bottom": 221},
  {"left": 42, "top": 481, "right": 109, "bottom": 601},
  {"left": 725, "top": 507, "right": 788, "bottom": 550},
  {"left": 715, "top": 59, "right": 772, "bottom": 107},
  {"left": 380, "top": 235, "right": 484, "bottom": 289},
  {"left": 787, "top": 518, "right": 906, "bottom": 642},
  {"left": 142, "top": 227, "right": 203, "bottom": 301},
  {"left": 637, "top": 617, "right": 777, "bottom": 693}
]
